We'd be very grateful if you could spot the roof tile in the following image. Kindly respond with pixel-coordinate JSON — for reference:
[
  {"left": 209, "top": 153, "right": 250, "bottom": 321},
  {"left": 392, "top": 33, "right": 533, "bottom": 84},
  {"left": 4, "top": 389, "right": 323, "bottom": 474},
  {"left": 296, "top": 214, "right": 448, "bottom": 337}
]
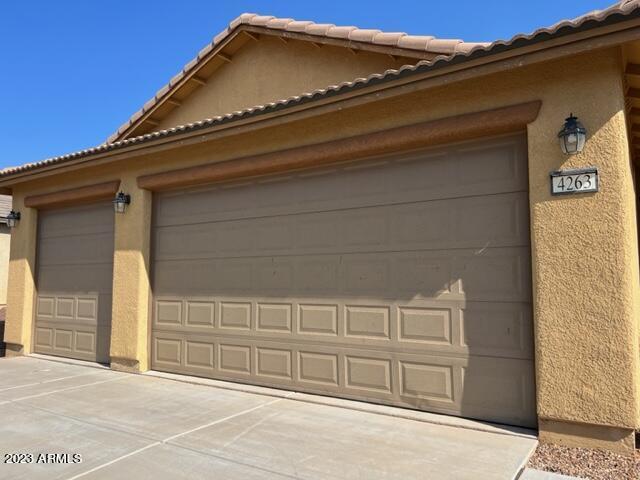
[
  {"left": 265, "top": 18, "right": 294, "bottom": 29},
  {"left": 198, "top": 42, "right": 214, "bottom": 58},
  {"left": 347, "top": 28, "right": 382, "bottom": 42},
  {"left": 184, "top": 57, "right": 198, "bottom": 72},
  {"left": 397, "top": 35, "right": 434, "bottom": 51},
  {"left": 372, "top": 32, "right": 407, "bottom": 45},
  {"left": 304, "top": 23, "right": 336, "bottom": 36},
  {"left": 248, "top": 15, "right": 276, "bottom": 26},
  {"left": 213, "top": 30, "right": 229, "bottom": 44},
  {"left": 239, "top": 13, "right": 258, "bottom": 23},
  {"left": 326, "top": 26, "right": 358, "bottom": 39},
  {"left": 425, "top": 38, "right": 464, "bottom": 55},
  {"left": 169, "top": 71, "right": 184, "bottom": 87},
  {"left": 285, "top": 20, "right": 314, "bottom": 32}
]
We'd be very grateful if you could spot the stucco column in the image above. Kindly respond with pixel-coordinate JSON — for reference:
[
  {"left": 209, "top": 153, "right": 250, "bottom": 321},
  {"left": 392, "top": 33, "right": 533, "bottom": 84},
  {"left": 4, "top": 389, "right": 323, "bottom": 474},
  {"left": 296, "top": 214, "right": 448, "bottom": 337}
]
[
  {"left": 528, "top": 63, "right": 640, "bottom": 454},
  {"left": 3, "top": 193, "right": 37, "bottom": 356},
  {"left": 109, "top": 175, "right": 152, "bottom": 372}
]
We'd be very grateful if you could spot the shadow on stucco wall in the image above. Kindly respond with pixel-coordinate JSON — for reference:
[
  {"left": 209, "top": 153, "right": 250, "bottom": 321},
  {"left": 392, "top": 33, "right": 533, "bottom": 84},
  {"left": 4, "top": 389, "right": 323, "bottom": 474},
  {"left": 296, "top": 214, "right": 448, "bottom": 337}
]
[{"left": 0, "top": 306, "right": 6, "bottom": 357}]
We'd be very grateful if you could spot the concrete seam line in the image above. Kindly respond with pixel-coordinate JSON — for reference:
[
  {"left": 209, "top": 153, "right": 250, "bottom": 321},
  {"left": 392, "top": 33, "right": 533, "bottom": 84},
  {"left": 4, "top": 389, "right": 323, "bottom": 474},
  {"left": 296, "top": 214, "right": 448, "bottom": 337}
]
[
  {"left": 7, "top": 375, "right": 130, "bottom": 403},
  {"left": 162, "top": 397, "right": 286, "bottom": 442},
  {"left": 0, "top": 372, "right": 105, "bottom": 392},
  {"left": 64, "top": 397, "right": 288, "bottom": 480},
  {"left": 12, "top": 401, "right": 162, "bottom": 444},
  {"left": 64, "top": 443, "right": 161, "bottom": 480},
  {"left": 160, "top": 438, "right": 303, "bottom": 480}
]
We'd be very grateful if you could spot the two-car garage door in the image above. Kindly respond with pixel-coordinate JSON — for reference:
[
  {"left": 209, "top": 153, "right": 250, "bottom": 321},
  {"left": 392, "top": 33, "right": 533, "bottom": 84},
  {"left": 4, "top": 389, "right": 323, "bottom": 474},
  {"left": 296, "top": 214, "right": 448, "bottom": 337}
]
[{"left": 150, "top": 134, "right": 536, "bottom": 428}]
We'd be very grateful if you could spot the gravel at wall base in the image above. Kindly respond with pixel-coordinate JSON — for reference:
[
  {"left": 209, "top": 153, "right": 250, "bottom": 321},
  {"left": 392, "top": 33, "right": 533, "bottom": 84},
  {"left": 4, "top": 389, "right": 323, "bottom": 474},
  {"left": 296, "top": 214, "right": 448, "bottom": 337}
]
[{"left": 527, "top": 443, "right": 639, "bottom": 480}]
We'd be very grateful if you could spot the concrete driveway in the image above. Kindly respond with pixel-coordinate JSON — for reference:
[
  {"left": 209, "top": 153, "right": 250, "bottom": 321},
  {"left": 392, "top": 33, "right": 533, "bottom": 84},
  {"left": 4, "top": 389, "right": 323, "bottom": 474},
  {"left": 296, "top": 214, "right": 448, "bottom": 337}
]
[{"left": 0, "top": 356, "right": 537, "bottom": 480}]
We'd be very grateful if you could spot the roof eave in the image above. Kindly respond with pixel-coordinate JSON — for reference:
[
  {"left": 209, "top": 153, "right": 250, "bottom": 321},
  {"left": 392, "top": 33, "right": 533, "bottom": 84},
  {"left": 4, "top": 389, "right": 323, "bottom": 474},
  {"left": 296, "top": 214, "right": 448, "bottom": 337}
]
[{"left": 2, "top": 10, "right": 640, "bottom": 188}]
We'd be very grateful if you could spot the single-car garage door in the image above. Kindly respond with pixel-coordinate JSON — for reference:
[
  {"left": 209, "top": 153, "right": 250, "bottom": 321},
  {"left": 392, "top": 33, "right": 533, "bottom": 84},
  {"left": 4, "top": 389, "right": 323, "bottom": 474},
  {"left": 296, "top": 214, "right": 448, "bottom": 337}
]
[
  {"left": 33, "top": 203, "right": 114, "bottom": 363},
  {"left": 151, "top": 134, "right": 536, "bottom": 427}
]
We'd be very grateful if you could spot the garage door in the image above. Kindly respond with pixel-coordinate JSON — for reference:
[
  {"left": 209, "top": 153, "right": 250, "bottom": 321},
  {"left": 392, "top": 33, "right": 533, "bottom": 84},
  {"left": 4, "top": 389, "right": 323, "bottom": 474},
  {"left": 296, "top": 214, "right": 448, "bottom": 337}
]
[
  {"left": 151, "top": 134, "right": 536, "bottom": 427},
  {"left": 33, "top": 203, "right": 114, "bottom": 363}
]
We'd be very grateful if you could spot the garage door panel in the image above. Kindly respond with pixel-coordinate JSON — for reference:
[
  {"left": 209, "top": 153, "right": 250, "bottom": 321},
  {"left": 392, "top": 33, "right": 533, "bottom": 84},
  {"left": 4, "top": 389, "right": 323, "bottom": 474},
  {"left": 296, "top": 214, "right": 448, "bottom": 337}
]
[
  {"left": 153, "top": 192, "right": 529, "bottom": 263},
  {"left": 151, "top": 134, "right": 535, "bottom": 427},
  {"left": 150, "top": 331, "right": 535, "bottom": 426},
  {"left": 38, "top": 204, "right": 114, "bottom": 238},
  {"left": 37, "top": 264, "right": 114, "bottom": 294},
  {"left": 152, "top": 297, "right": 532, "bottom": 360},
  {"left": 154, "top": 248, "right": 529, "bottom": 302},
  {"left": 154, "top": 137, "right": 527, "bottom": 230},
  {"left": 38, "top": 233, "right": 114, "bottom": 267},
  {"left": 35, "top": 204, "right": 113, "bottom": 363}
]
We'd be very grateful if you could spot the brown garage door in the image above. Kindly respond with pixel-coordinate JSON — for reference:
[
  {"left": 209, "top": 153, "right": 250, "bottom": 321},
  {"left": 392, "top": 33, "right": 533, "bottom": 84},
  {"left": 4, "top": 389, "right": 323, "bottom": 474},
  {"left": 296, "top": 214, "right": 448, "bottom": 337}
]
[
  {"left": 33, "top": 203, "right": 114, "bottom": 363},
  {"left": 151, "top": 134, "right": 536, "bottom": 427}
]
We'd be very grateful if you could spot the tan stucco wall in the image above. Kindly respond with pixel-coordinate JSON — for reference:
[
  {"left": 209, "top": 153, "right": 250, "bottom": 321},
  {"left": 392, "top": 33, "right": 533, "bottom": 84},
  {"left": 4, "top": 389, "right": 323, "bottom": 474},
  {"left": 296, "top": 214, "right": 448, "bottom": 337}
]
[
  {"left": 0, "top": 225, "right": 11, "bottom": 305},
  {"left": 3, "top": 193, "right": 36, "bottom": 355},
  {"left": 109, "top": 174, "right": 152, "bottom": 372},
  {"left": 156, "top": 35, "right": 411, "bottom": 130},
  {"left": 4, "top": 47, "right": 639, "bottom": 452}
]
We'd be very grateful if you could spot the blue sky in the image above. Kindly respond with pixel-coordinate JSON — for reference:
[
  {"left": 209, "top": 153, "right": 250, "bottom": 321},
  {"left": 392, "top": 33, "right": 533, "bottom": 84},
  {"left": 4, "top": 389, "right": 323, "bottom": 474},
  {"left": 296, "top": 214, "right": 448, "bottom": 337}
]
[{"left": 0, "top": 0, "right": 614, "bottom": 168}]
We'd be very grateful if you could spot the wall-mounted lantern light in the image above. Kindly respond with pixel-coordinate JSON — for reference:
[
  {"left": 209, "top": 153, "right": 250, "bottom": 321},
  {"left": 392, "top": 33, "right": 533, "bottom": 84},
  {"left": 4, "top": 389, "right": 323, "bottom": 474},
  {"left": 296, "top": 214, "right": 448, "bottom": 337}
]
[
  {"left": 558, "top": 114, "right": 587, "bottom": 155},
  {"left": 113, "top": 192, "right": 131, "bottom": 214},
  {"left": 6, "top": 210, "right": 20, "bottom": 228}
]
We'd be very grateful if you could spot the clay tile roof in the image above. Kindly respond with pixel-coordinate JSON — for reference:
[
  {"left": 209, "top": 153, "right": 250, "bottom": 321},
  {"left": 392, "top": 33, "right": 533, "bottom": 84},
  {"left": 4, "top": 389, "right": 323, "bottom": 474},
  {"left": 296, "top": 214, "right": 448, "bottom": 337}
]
[
  {"left": 1, "top": 0, "right": 639, "bottom": 180},
  {"left": 104, "top": 13, "right": 489, "bottom": 145}
]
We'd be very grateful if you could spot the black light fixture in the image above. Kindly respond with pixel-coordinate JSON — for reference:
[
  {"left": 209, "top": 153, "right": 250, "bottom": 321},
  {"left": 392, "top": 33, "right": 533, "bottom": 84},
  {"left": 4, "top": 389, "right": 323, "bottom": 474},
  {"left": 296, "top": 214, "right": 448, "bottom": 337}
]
[
  {"left": 558, "top": 114, "right": 587, "bottom": 155},
  {"left": 6, "top": 210, "right": 20, "bottom": 228},
  {"left": 113, "top": 192, "right": 131, "bottom": 214}
]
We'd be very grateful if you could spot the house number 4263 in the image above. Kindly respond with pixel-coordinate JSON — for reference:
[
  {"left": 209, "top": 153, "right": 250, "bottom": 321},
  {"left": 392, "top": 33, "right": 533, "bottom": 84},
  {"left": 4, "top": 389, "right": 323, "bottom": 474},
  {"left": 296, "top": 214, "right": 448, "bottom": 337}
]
[{"left": 550, "top": 167, "right": 598, "bottom": 195}]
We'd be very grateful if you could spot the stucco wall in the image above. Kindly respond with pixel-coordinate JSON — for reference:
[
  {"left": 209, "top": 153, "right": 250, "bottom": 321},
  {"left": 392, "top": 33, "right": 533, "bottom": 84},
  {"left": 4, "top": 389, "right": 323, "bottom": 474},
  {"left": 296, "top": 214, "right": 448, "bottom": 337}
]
[
  {"left": 0, "top": 225, "right": 11, "bottom": 305},
  {"left": 3, "top": 192, "right": 37, "bottom": 355},
  {"left": 4, "top": 47, "right": 639, "bottom": 452},
  {"left": 156, "top": 35, "right": 411, "bottom": 130}
]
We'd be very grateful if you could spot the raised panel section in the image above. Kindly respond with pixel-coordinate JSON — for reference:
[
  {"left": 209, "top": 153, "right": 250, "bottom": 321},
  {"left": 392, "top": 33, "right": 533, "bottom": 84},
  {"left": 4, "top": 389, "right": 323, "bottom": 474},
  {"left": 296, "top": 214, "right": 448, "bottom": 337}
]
[
  {"left": 399, "top": 308, "right": 451, "bottom": 344},
  {"left": 76, "top": 298, "right": 97, "bottom": 321},
  {"left": 156, "top": 301, "right": 182, "bottom": 326},
  {"left": 298, "top": 305, "right": 337, "bottom": 335},
  {"left": 155, "top": 338, "right": 182, "bottom": 365},
  {"left": 345, "top": 306, "right": 390, "bottom": 339},
  {"left": 54, "top": 330, "right": 73, "bottom": 351},
  {"left": 257, "top": 348, "right": 292, "bottom": 379},
  {"left": 400, "top": 362, "right": 454, "bottom": 402},
  {"left": 56, "top": 298, "right": 75, "bottom": 319},
  {"left": 219, "top": 344, "right": 251, "bottom": 373},
  {"left": 220, "top": 303, "right": 251, "bottom": 330},
  {"left": 35, "top": 327, "right": 53, "bottom": 348},
  {"left": 257, "top": 304, "right": 291, "bottom": 332},
  {"left": 186, "top": 302, "right": 215, "bottom": 327},
  {"left": 186, "top": 341, "right": 214, "bottom": 369},
  {"left": 298, "top": 352, "right": 338, "bottom": 385},
  {"left": 37, "top": 297, "right": 55, "bottom": 318},
  {"left": 75, "top": 331, "right": 95, "bottom": 353},
  {"left": 346, "top": 356, "right": 392, "bottom": 393}
]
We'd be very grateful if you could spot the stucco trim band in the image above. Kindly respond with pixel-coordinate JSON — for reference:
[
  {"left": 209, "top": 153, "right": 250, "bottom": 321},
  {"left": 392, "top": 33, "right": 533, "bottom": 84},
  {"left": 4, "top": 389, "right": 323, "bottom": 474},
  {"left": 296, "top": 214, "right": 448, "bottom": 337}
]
[
  {"left": 24, "top": 180, "right": 121, "bottom": 209},
  {"left": 137, "top": 100, "right": 542, "bottom": 191}
]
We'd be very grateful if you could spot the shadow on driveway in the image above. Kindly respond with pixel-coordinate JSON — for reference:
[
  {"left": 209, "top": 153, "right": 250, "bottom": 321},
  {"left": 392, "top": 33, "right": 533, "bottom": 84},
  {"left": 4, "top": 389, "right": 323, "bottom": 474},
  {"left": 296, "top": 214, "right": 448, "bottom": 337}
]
[{"left": 0, "top": 355, "right": 537, "bottom": 480}]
